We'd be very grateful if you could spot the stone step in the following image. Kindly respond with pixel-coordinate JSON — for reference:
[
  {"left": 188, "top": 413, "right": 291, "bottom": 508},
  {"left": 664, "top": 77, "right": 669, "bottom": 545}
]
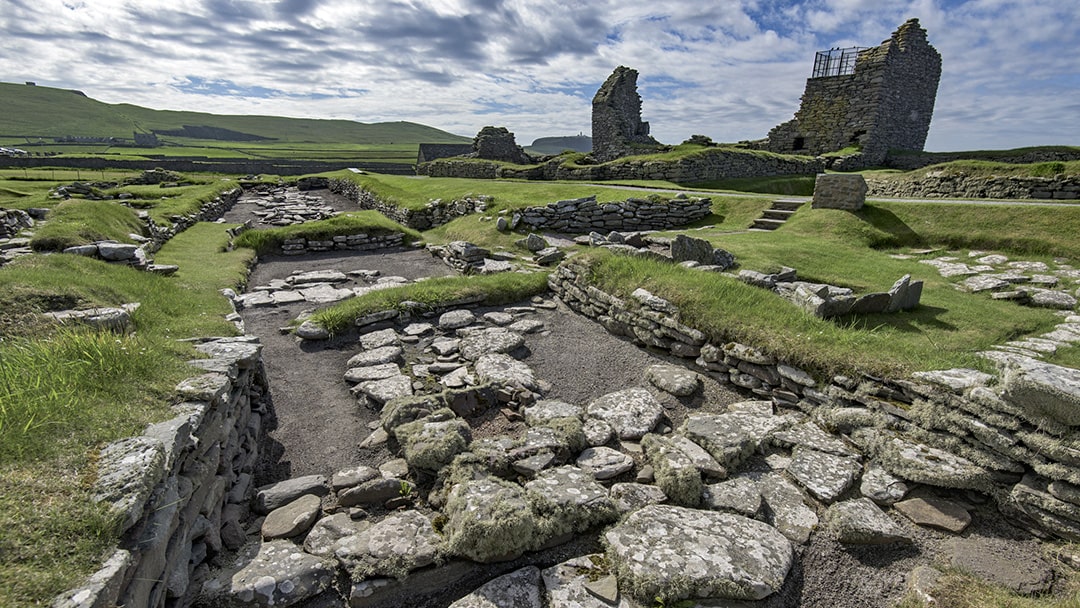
[
  {"left": 762, "top": 209, "right": 797, "bottom": 220},
  {"left": 750, "top": 218, "right": 787, "bottom": 230}
]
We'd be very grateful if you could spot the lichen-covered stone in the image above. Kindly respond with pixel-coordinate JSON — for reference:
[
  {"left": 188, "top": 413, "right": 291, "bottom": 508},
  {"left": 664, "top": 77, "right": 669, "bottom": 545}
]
[
  {"left": 525, "top": 466, "right": 618, "bottom": 537},
  {"left": 586, "top": 388, "right": 664, "bottom": 440},
  {"left": 395, "top": 409, "right": 471, "bottom": 472},
  {"left": 459, "top": 327, "right": 526, "bottom": 361},
  {"left": 474, "top": 353, "right": 538, "bottom": 391},
  {"left": 91, "top": 436, "right": 167, "bottom": 533},
  {"left": 254, "top": 474, "right": 328, "bottom": 514},
  {"left": 642, "top": 434, "right": 703, "bottom": 507},
  {"left": 443, "top": 478, "right": 541, "bottom": 563},
  {"left": 878, "top": 434, "right": 994, "bottom": 492},
  {"left": 604, "top": 505, "right": 793, "bottom": 602},
  {"left": 334, "top": 511, "right": 440, "bottom": 580},
  {"left": 788, "top": 446, "right": 862, "bottom": 503},
  {"left": 645, "top": 364, "right": 701, "bottom": 396},
  {"left": 303, "top": 512, "right": 370, "bottom": 557},
  {"left": 680, "top": 412, "right": 790, "bottom": 470},
  {"left": 1002, "top": 359, "right": 1080, "bottom": 427},
  {"left": 758, "top": 473, "right": 819, "bottom": 544},
  {"left": 449, "top": 566, "right": 542, "bottom": 608},
  {"left": 576, "top": 446, "right": 634, "bottom": 480},
  {"left": 346, "top": 346, "right": 404, "bottom": 368},
  {"left": 202, "top": 540, "right": 334, "bottom": 608},
  {"left": 523, "top": 400, "right": 583, "bottom": 426},
  {"left": 542, "top": 555, "right": 633, "bottom": 608},
  {"left": 703, "top": 477, "right": 762, "bottom": 518},
  {"left": 825, "top": 497, "right": 911, "bottom": 544},
  {"left": 609, "top": 483, "right": 668, "bottom": 514}
]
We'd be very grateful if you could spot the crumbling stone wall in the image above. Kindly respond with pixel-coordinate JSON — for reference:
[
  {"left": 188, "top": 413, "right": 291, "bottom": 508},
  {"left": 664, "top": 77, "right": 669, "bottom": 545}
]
[
  {"left": 472, "top": 126, "right": 532, "bottom": 165},
  {"left": 866, "top": 174, "right": 1080, "bottom": 200},
  {"left": 591, "top": 66, "right": 660, "bottom": 162},
  {"left": 328, "top": 177, "right": 487, "bottom": 230},
  {"left": 759, "top": 19, "right": 941, "bottom": 166}
]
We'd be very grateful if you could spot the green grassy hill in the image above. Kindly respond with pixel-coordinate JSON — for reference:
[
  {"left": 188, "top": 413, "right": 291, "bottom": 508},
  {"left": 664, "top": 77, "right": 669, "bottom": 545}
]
[{"left": 0, "top": 82, "right": 468, "bottom": 144}]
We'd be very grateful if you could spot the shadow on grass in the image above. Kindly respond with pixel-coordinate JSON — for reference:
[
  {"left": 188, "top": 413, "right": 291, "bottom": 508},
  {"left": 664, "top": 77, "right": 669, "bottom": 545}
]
[
  {"left": 837, "top": 305, "right": 957, "bottom": 333},
  {"left": 854, "top": 206, "right": 926, "bottom": 249}
]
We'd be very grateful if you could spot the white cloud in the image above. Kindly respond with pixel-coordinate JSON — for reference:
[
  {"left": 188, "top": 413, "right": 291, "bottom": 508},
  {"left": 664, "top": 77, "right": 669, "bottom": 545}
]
[{"left": 0, "top": 0, "right": 1076, "bottom": 150}]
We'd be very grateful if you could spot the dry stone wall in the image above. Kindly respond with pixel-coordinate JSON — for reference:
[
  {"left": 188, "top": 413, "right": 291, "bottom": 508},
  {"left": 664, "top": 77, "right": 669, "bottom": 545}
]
[
  {"left": 866, "top": 174, "right": 1080, "bottom": 200},
  {"left": 277, "top": 232, "right": 405, "bottom": 256},
  {"left": 511, "top": 195, "right": 711, "bottom": 233},
  {"left": 53, "top": 337, "right": 270, "bottom": 608},
  {"left": 328, "top": 177, "right": 487, "bottom": 230},
  {"left": 418, "top": 149, "right": 823, "bottom": 182},
  {"left": 548, "top": 258, "right": 1080, "bottom": 541}
]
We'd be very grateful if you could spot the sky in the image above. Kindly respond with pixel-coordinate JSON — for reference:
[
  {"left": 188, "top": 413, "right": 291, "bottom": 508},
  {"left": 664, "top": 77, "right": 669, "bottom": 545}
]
[{"left": 1, "top": 0, "right": 1077, "bottom": 152}]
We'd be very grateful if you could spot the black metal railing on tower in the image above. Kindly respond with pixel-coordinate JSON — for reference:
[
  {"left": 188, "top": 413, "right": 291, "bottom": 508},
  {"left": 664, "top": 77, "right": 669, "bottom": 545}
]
[{"left": 812, "top": 46, "right": 868, "bottom": 78}]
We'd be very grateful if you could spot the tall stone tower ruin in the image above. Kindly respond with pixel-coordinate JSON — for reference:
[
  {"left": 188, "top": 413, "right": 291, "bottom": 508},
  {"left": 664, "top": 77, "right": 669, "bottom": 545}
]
[
  {"left": 591, "top": 66, "right": 660, "bottom": 162},
  {"left": 760, "top": 19, "right": 941, "bottom": 166}
]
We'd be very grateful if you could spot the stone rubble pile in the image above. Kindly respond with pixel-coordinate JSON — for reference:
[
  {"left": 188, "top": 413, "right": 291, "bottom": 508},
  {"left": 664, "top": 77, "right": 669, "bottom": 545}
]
[
  {"left": 918, "top": 250, "right": 1080, "bottom": 313},
  {"left": 738, "top": 267, "right": 923, "bottom": 317},
  {"left": 426, "top": 241, "right": 517, "bottom": 275},
  {"left": 61, "top": 239, "right": 179, "bottom": 274},
  {"left": 0, "top": 207, "right": 34, "bottom": 239},
  {"left": 244, "top": 185, "right": 338, "bottom": 226},
  {"left": 232, "top": 268, "right": 413, "bottom": 310}
]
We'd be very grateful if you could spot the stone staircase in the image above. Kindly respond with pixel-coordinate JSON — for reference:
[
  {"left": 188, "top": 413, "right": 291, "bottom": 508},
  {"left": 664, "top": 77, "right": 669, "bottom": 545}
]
[{"left": 749, "top": 198, "right": 807, "bottom": 231}]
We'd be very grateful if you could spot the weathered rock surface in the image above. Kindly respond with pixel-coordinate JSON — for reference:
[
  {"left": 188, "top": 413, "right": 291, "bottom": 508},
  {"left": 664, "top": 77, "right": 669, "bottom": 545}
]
[
  {"left": 825, "top": 497, "right": 911, "bottom": 544},
  {"left": 449, "top": 565, "right": 542, "bottom": 608},
  {"left": 586, "top": 388, "right": 664, "bottom": 440},
  {"left": 202, "top": 540, "right": 334, "bottom": 608},
  {"left": 604, "top": 505, "right": 793, "bottom": 602},
  {"left": 334, "top": 511, "right": 440, "bottom": 580}
]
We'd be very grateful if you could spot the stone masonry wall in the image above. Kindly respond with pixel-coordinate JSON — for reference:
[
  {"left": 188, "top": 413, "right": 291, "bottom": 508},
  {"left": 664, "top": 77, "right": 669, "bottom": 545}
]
[
  {"left": 418, "top": 148, "right": 824, "bottom": 182},
  {"left": 328, "top": 177, "right": 487, "bottom": 230},
  {"left": 512, "top": 195, "right": 711, "bottom": 233},
  {"left": 53, "top": 337, "right": 270, "bottom": 608},
  {"left": 144, "top": 187, "right": 243, "bottom": 253},
  {"left": 548, "top": 258, "right": 1080, "bottom": 541},
  {"left": 866, "top": 174, "right": 1080, "bottom": 200},
  {"left": 759, "top": 19, "right": 941, "bottom": 167},
  {"left": 812, "top": 173, "right": 867, "bottom": 210},
  {"left": 277, "top": 232, "right": 405, "bottom": 256}
]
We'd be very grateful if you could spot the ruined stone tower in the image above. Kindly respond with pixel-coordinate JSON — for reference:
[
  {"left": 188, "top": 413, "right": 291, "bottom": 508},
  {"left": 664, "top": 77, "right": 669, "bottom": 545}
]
[
  {"left": 760, "top": 19, "right": 941, "bottom": 166},
  {"left": 591, "top": 66, "right": 660, "bottom": 162}
]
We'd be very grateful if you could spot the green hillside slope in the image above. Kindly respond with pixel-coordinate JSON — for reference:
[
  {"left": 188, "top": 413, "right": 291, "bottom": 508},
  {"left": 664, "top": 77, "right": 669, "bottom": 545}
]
[{"left": 0, "top": 82, "right": 467, "bottom": 144}]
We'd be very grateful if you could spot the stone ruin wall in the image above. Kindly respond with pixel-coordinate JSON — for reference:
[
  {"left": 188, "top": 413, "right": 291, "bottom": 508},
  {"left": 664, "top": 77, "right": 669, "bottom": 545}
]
[
  {"left": 759, "top": 19, "right": 941, "bottom": 167},
  {"left": 328, "top": 176, "right": 487, "bottom": 230},
  {"left": 418, "top": 148, "right": 824, "bottom": 182},
  {"left": 866, "top": 173, "right": 1080, "bottom": 200},
  {"left": 591, "top": 66, "right": 660, "bottom": 162}
]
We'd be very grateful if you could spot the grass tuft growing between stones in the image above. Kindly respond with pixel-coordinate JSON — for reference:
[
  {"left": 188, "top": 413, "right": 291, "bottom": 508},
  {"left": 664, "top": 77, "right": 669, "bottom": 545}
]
[{"left": 894, "top": 566, "right": 1080, "bottom": 608}]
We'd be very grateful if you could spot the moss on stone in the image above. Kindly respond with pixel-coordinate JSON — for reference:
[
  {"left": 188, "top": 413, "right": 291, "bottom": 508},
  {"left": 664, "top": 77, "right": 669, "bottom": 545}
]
[
  {"left": 642, "top": 434, "right": 703, "bottom": 508},
  {"left": 394, "top": 408, "right": 471, "bottom": 473}
]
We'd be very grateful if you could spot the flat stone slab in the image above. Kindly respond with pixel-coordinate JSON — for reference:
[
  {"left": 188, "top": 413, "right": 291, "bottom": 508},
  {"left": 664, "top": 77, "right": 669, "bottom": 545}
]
[
  {"left": 911, "top": 368, "right": 994, "bottom": 394},
  {"left": 586, "top": 388, "right": 664, "bottom": 440},
  {"left": 346, "top": 346, "right": 404, "bottom": 368},
  {"left": 449, "top": 566, "right": 542, "bottom": 608},
  {"left": 758, "top": 473, "right": 819, "bottom": 544},
  {"left": 894, "top": 496, "right": 972, "bottom": 533},
  {"left": 303, "top": 512, "right": 370, "bottom": 557},
  {"left": 483, "top": 311, "right": 515, "bottom": 326},
  {"left": 1030, "top": 290, "right": 1077, "bottom": 310},
  {"left": 609, "top": 482, "right": 667, "bottom": 514},
  {"left": 298, "top": 283, "right": 355, "bottom": 304},
  {"left": 254, "top": 474, "right": 328, "bottom": 514},
  {"left": 825, "top": 497, "right": 911, "bottom": 545},
  {"left": 474, "top": 353, "right": 538, "bottom": 391},
  {"left": 509, "top": 318, "right": 546, "bottom": 334},
  {"left": 604, "top": 505, "right": 793, "bottom": 602},
  {"left": 645, "top": 364, "right": 701, "bottom": 396},
  {"left": 1002, "top": 358, "right": 1080, "bottom": 426},
  {"left": 525, "top": 466, "right": 617, "bottom": 533},
  {"left": 542, "top": 555, "right": 633, "bottom": 608},
  {"left": 523, "top": 400, "right": 583, "bottom": 426},
  {"left": 356, "top": 374, "right": 414, "bottom": 405},
  {"left": 878, "top": 434, "right": 993, "bottom": 492},
  {"left": 439, "top": 309, "right": 477, "bottom": 330},
  {"left": 576, "top": 446, "right": 634, "bottom": 480},
  {"left": 261, "top": 493, "right": 322, "bottom": 540},
  {"left": 288, "top": 269, "right": 348, "bottom": 285},
  {"left": 788, "top": 446, "right": 862, "bottom": 503},
  {"left": 358, "top": 327, "right": 400, "bottom": 350},
  {"left": 703, "top": 477, "right": 762, "bottom": 518},
  {"left": 459, "top": 327, "right": 526, "bottom": 361},
  {"left": 202, "top": 540, "right": 334, "bottom": 608},
  {"left": 860, "top": 463, "right": 909, "bottom": 505},
  {"left": 344, "top": 362, "right": 402, "bottom": 384},
  {"left": 960, "top": 275, "right": 1010, "bottom": 293},
  {"left": 334, "top": 510, "right": 439, "bottom": 580},
  {"left": 443, "top": 478, "right": 539, "bottom": 563},
  {"left": 681, "top": 412, "right": 790, "bottom": 470},
  {"left": 772, "top": 421, "right": 856, "bottom": 456}
]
